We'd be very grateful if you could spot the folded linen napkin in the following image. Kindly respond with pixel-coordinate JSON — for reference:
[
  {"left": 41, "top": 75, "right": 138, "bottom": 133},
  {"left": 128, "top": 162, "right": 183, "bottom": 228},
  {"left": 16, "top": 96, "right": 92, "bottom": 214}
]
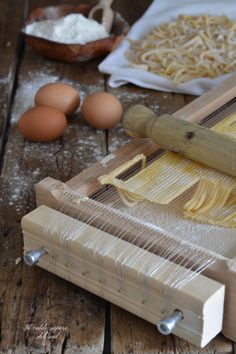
[{"left": 99, "top": 0, "right": 236, "bottom": 95}]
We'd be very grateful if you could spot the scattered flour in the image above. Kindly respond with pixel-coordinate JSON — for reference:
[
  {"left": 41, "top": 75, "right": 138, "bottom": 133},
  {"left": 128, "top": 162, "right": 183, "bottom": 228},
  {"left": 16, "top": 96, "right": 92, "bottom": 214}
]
[
  {"left": 3, "top": 67, "right": 161, "bottom": 216},
  {"left": 10, "top": 70, "right": 104, "bottom": 123},
  {"left": 0, "top": 69, "right": 105, "bottom": 214},
  {"left": 112, "top": 191, "right": 236, "bottom": 259},
  {"left": 0, "top": 76, "right": 10, "bottom": 85},
  {"left": 0, "top": 146, "right": 37, "bottom": 213},
  {"left": 100, "top": 153, "right": 116, "bottom": 167},
  {"left": 25, "top": 14, "right": 109, "bottom": 44},
  {"left": 11, "top": 72, "right": 60, "bottom": 123},
  {"left": 15, "top": 257, "right": 22, "bottom": 265},
  {"left": 0, "top": 71, "right": 13, "bottom": 114}
]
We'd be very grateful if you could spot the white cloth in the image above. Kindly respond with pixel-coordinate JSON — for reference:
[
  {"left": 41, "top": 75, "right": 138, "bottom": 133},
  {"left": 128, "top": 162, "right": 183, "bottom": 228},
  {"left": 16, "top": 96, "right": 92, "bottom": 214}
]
[{"left": 99, "top": 0, "right": 236, "bottom": 95}]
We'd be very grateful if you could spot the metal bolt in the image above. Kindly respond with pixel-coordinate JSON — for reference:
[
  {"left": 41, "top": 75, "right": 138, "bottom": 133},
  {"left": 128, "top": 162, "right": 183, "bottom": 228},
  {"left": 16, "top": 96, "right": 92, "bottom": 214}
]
[
  {"left": 24, "top": 247, "right": 48, "bottom": 266},
  {"left": 157, "top": 310, "right": 183, "bottom": 335}
]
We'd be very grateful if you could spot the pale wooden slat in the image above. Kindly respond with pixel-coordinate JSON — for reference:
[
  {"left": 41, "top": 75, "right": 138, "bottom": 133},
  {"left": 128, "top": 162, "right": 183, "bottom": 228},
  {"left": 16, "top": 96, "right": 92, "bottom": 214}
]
[
  {"left": 174, "top": 73, "right": 236, "bottom": 122},
  {"left": 22, "top": 205, "right": 225, "bottom": 348},
  {"left": 66, "top": 139, "right": 157, "bottom": 194}
]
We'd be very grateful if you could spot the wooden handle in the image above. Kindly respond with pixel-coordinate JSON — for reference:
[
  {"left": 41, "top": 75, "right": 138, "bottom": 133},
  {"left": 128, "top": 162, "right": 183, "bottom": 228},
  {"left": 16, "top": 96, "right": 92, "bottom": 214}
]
[
  {"left": 123, "top": 105, "right": 236, "bottom": 177},
  {"left": 88, "top": 0, "right": 114, "bottom": 33}
]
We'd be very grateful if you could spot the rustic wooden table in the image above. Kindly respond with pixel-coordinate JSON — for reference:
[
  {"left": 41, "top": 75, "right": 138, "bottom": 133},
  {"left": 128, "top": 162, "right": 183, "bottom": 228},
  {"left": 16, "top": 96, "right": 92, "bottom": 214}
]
[{"left": 0, "top": 0, "right": 235, "bottom": 353}]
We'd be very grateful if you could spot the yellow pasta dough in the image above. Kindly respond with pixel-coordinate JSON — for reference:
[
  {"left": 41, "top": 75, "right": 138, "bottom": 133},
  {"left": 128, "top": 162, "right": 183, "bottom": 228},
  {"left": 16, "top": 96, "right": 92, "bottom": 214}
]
[{"left": 98, "top": 113, "right": 236, "bottom": 228}]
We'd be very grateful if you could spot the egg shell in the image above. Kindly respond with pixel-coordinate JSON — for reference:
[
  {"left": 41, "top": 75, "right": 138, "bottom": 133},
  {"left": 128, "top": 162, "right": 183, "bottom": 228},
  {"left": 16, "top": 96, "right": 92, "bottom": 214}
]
[
  {"left": 18, "top": 106, "right": 67, "bottom": 142},
  {"left": 81, "top": 92, "right": 123, "bottom": 129},
  {"left": 35, "top": 82, "right": 80, "bottom": 115}
]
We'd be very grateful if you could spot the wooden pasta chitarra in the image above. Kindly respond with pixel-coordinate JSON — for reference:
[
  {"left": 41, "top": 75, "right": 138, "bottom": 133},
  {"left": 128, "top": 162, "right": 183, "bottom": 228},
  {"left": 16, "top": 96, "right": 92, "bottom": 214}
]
[{"left": 22, "top": 73, "right": 236, "bottom": 348}]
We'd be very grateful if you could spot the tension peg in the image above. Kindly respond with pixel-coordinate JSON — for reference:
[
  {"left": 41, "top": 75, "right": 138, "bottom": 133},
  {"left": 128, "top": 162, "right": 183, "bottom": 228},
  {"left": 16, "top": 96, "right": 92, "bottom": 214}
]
[
  {"left": 24, "top": 247, "right": 48, "bottom": 266},
  {"left": 157, "top": 310, "right": 183, "bottom": 335}
]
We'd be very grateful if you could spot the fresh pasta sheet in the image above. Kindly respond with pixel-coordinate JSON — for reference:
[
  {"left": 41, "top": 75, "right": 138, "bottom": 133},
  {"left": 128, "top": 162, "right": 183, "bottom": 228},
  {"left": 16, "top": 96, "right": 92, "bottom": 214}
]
[{"left": 99, "top": 113, "right": 236, "bottom": 228}]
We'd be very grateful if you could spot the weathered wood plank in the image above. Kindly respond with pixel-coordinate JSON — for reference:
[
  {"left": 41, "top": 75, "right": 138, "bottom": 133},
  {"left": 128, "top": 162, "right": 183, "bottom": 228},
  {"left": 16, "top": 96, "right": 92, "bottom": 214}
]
[
  {"left": 0, "top": 72, "right": 106, "bottom": 353},
  {"left": 0, "top": 0, "right": 235, "bottom": 353},
  {"left": 173, "top": 335, "right": 233, "bottom": 354},
  {"left": 0, "top": 0, "right": 108, "bottom": 352},
  {"left": 111, "top": 308, "right": 233, "bottom": 354},
  {"left": 111, "top": 306, "right": 175, "bottom": 354},
  {"left": 0, "top": 0, "right": 25, "bottom": 156}
]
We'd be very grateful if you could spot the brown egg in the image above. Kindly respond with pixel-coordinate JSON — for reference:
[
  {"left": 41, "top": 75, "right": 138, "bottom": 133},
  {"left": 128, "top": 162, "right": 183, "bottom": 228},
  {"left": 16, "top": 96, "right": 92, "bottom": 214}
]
[
  {"left": 18, "top": 106, "right": 67, "bottom": 142},
  {"left": 81, "top": 92, "right": 123, "bottom": 129},
  {"left": 35, "top": 82, "right": 80, "bottom": 115}
]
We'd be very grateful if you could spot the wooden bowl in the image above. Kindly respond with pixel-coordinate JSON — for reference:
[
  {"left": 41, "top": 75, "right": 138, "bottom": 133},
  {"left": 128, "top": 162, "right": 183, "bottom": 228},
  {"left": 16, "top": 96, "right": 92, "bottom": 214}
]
[{"left": 23, "top": 4, "right": 130, "bottom": 62}]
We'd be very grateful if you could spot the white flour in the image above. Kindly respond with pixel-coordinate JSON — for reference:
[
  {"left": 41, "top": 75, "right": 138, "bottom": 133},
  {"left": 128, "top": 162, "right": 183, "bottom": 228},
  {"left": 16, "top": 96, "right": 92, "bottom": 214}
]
[
  {"left": 25, "top": 13, "right": 109, "bottom": 44},
  {"left": 110, "top": 189, "right": 236, "bottom": 259},
  {"left": 100, "top": 154, "right": 116, "bottom": 167},
  {"left": 1, "top": 68, "right": 105, "bottom": 214},
  {"left": 11, "top": 72, "right": 59, "bottom": 123}
]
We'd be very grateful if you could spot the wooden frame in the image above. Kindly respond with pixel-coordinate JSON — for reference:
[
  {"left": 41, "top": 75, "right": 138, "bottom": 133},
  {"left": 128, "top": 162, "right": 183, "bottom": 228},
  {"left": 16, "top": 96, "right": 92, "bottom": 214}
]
[
  {"left": 21, "top": 74, "right": 236, "bottom": 347},
  {"left": 23, "top": 205, "right": 225, "bottom": 348}
]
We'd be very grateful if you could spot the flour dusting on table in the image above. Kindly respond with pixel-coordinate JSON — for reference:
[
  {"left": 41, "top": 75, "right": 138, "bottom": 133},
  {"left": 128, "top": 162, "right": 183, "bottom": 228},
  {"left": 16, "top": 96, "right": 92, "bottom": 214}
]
[
  {"left": 11, "top": 72, "right": 59, "bottom": 123},
  {"left": 0, "top": 69, "right": 105, "bottom": 214}
]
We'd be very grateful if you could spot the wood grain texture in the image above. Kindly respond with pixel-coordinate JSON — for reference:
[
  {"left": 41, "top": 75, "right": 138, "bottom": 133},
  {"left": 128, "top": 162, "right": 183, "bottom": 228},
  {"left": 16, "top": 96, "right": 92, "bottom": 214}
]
[
  {"left": 173, "top": 334, "right": 233, "bottom": 354},
  {"left": 110, "top": 307, "right": 233, "bottom": 354},
  {"left": 104, "top": 2, "right": 234, "bottom": 353},
  {"left": 111, "top": 306, "right": 176, "bottom": 354},
  {"left": 111, "top": 311, "right": 233, "bottom": 354},
  {"left": 107, "top": 109, "right": 235, "bottom": 351},
  {"left": 174, "top": 73, "right": 236, "bottom": 122},
  {"left": 0, "top": 0, "right": 235, "bottom": 352},
  {"left": 0, "top": 0, "right": 107, "bottom": 352},
  {"left": 22, "top": 205, "right": 225, "bottom": 348},
  {"left": 0, "top": 0, "right": 25, "bottom": 156},
  {"left": 35, "top": 172, "right": 236, "bottom": 348},
  {"left": 123, "top": 105, "right": 236, "bottom": 177}
]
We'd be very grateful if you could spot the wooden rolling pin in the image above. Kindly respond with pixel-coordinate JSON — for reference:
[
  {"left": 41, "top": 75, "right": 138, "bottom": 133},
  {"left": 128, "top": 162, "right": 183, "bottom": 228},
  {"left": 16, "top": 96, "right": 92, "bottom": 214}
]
[{"left": 123, "top": 105, "right": 236, "bottom": 177}]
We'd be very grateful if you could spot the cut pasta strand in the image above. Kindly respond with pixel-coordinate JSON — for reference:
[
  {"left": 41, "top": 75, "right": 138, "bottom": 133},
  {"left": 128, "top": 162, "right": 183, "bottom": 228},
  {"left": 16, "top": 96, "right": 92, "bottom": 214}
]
[
  {"left": 98, "top": 113, "right": 236, "bottom": 228},
  {"left": 126, "top": 15, "right": 236, "bottom": 83}
]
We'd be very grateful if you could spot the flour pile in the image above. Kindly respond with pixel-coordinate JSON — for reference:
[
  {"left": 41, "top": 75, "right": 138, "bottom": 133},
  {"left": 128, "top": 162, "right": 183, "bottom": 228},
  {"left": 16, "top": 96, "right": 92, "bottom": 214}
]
[{"left": 25, "top": 13, "right": 109, "bottom": 44}]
